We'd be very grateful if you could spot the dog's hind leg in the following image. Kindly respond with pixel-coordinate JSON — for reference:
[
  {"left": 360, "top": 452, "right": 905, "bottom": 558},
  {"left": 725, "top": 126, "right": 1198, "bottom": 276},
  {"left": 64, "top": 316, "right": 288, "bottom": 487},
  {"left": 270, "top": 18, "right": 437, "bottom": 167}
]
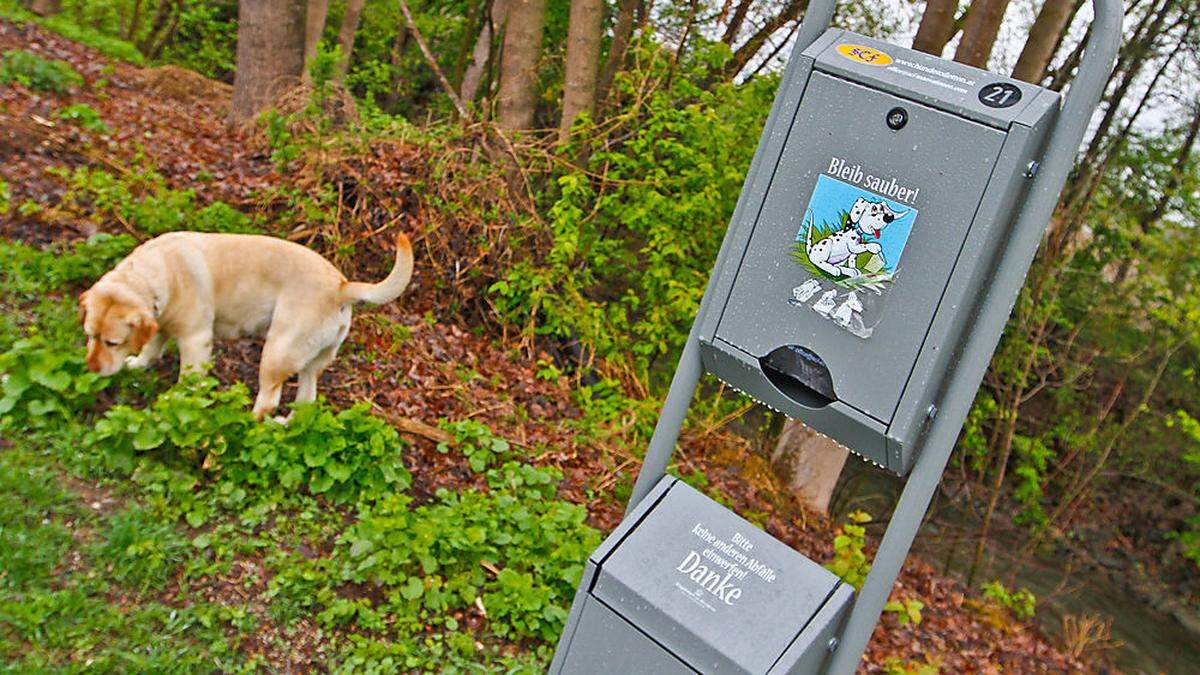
[
  {"left": 295, "top": 345, "right": 338, "bottom": 405},
  {"left": 811, "top": 257, "right": 845, "bottom": 278},
  {"left": 253, "top": 349, "right": 298, "bottom": 421}
]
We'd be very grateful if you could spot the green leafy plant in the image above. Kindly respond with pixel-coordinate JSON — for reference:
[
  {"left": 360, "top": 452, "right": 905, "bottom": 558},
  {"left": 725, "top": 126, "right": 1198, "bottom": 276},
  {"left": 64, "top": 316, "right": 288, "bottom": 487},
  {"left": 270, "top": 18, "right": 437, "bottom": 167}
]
[
  {"left": 488, "top": 42, "right": 777, "bottom": 379},
  {"left": 825, "top": 510, "right": 872, "bottom": 590},
  {"left": 0, "top": 337, "right": 106, "bottom": 429},
  {"left": 0, "top": 49, "right": 82, "bottom": 92},
  {"left": 340, "top": 463, "right": 600, "bottom": 642},
  {"left": 262, "top": 109, "right": 302, "bottom": 169},
  {"left": 53, "top": 166, "right": 258, "bottom": 236},
  {"left": 437, "top": 418, "right": 512, "bottom": 472},
  {"left": 92, "top": 375, "right": 413, "bottom": 511},
  {"left": 883, "top": 596, "right": 925, "bottom": 626},
  {"left": 1166, "top": 410, "right": 1200, "bottom": 567},
  {"left": 56, "top": 103, "right": 109, "bottom": 132},
  {"left": 982, "top": 581, "right": 1036, "bottom": 620}
]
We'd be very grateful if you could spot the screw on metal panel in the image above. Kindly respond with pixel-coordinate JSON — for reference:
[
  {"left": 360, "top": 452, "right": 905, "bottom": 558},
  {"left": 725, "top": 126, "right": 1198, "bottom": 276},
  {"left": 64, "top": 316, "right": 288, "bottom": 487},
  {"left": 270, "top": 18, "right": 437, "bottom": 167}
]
[
  {"left": 926, "top": 404, "right": 938, "bottom": 421},
  {"left": 827, "top": 637, "right": 840, "bottom": 652},
  {"left": 1023, "top": 160, "right": 1040, "bottom": 178}
]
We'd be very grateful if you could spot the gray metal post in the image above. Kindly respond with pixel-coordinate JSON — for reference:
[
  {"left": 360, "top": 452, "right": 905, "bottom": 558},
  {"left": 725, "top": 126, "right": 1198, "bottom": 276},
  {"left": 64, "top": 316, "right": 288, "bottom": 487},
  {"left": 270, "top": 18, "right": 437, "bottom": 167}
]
[
  {"left": 824, "top": 1, "right": 1123, "bottom": 672},
  {"left": 625, "top": 0, "right": 839, "bottom": 516}
]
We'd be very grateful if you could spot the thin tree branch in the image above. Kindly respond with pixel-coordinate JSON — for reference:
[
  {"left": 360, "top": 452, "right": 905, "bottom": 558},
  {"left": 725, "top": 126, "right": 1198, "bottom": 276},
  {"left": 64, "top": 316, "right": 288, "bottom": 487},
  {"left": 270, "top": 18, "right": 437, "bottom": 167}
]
[{"left": 395, "top": 0, "right": 470, "bottom": 119}]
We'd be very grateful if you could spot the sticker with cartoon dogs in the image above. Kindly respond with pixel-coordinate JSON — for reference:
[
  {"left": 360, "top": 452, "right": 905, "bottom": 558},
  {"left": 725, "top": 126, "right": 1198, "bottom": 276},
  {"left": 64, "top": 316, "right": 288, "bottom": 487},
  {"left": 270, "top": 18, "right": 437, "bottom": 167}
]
[{"left": 788, "top": 174, "right": 918, "bottom": 339}]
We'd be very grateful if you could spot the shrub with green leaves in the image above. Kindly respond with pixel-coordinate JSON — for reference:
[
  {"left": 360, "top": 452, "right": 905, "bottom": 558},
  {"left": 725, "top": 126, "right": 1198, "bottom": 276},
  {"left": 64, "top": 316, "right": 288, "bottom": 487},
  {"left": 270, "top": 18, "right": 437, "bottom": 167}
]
[
  {"left": 92, "top": 375, "right": 412, "bottom": 508},
  {"left": 1, "top": 235, "right": 135, "bottom": 299},
  {"left": 488, "top": 40, "right": 775, "bottom": 379},
  {"left": 340, "top": 462, "right": 599, "bottom": 642},
  {"left": 0, "top": 49, "right": 82, "bottom": 92},
  {"left": 981, "top": 581, "right": 1036, "bottom": 620}
]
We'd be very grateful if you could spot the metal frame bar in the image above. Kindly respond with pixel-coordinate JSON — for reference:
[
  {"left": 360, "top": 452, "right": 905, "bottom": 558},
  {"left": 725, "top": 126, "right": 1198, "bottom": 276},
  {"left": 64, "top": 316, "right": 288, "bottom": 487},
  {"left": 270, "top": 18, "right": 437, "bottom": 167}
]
[{"left": 623, "top": 0, "right": 1123, "bottom": 670}]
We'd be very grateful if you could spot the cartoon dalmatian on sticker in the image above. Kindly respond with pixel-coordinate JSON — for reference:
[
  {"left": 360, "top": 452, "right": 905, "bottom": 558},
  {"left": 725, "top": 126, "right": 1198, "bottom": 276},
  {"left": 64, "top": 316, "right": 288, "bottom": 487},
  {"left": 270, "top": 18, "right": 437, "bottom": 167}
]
[
  {"left": 849, "top": 197, "right": 908, "bottom": 240},
  {"left": 789, "top": 173, "right": 920, "bottom": 340},
  {"left": 804, "top": 222, "right": 882, "bottom": 279}
]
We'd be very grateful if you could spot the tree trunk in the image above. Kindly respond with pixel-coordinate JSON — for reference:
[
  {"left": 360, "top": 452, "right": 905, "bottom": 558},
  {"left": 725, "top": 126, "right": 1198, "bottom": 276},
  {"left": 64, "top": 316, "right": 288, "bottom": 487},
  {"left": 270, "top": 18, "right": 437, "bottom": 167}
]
[
  {"left": 911, "top": 0, "right": 959, "bottom": 56},
  {"left": 955, "top": 0, "right": 1012, "bottom": 68},
  {"left": 335, "top": 0, "right": 367, "bottom": 78},
  {"left": 230, "top": 0, "right": 308, "bottom": 125},
  {"left": 595, "top": 0, "right": 639, "bottom": 108},
  {"left": 29, "top": 0, "right": 61, "bottom": 16},
  {"left": 124, "top": 0, "right": 144, "bottom": 40},
  {"left": 559, "top": 0, "right": 603, "bottom": 141},
  {"left": 771, "top": 420, "right": 850, "bottom": 515},
  {"left": 138, "top": 0, "right": 178, "bottom": 55},
  {"left": 1012, "top": 0, "right": 1080, "bottom": 83},
  {"left": 460, "top": 0, "right": 509, "bottom": 102},
  {"left": 383, "top": 22, "right": 411, "bottom": 112},
  {"left": 304, "top": 0, "right": 331, "bottom": 68},
  {"left": 496, "top": 0, "right": 546, "bottom": 131}
]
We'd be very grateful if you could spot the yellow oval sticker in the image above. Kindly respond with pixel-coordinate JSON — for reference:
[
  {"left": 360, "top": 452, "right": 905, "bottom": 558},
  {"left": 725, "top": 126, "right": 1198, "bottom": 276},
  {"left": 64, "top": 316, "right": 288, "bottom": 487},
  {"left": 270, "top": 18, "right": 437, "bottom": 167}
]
[{"left": 837, "top": 44, "right": 893, "bottom": 67}]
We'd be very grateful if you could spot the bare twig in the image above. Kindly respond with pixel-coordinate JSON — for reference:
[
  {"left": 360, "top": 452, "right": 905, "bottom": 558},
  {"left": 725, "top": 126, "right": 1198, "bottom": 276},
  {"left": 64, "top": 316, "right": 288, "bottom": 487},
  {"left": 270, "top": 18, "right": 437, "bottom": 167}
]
[
  {"left": 395, "top": 0, "right": 470, "bottom": 119},
  {"left": 370, "top": 403, "right": 453, "bottom": 443}
]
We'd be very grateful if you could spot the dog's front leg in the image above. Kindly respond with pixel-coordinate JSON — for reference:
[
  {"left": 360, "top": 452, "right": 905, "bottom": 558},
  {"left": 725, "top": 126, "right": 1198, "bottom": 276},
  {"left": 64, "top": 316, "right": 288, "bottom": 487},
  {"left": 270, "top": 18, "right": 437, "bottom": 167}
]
[
  {"left": 126, "top": 331, "right": 167, "bottom": 369},
  {"left": 177, "top": 332, "right": 213, "bottom": 378}
]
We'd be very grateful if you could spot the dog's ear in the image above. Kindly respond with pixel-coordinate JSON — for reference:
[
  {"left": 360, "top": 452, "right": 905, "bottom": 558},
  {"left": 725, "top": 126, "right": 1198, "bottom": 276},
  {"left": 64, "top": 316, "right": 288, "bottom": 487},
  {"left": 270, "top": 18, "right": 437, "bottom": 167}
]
[
  {"left": 130, "top": 313, "right": 158, "bottom": 352},
  {"left": 77, "top": 291, "right": 90, "bottom": 325}
]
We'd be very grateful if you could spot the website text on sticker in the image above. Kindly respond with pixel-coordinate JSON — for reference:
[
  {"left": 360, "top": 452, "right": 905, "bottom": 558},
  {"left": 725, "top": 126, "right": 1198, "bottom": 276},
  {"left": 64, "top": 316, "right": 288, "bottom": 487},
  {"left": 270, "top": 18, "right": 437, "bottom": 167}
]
[{"left": 789, "top": 161, "right": 919, "bottom": 339}]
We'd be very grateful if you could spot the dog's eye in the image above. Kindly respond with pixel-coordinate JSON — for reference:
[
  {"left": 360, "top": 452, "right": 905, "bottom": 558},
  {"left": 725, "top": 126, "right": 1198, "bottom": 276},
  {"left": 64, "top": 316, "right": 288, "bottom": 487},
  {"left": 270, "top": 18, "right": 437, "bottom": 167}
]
[{"left": 104, "top": 338, "right": 122, "bottom": 347}]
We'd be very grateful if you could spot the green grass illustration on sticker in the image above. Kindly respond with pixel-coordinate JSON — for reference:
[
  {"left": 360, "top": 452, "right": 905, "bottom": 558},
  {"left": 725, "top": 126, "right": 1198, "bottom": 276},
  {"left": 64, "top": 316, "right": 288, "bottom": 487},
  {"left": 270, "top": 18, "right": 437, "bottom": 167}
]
[{"left": 792, "top": 174, "right": 918, "bottom": 289}]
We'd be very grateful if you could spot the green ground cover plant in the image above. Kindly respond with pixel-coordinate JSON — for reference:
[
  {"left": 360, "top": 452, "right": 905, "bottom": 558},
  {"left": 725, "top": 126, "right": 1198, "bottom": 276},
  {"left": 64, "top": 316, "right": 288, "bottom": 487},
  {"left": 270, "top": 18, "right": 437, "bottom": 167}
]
[
  {"left": 51, "top": 166, "right": 260, "bottom": 235},
  {"left": 0, "top": 217, "right": 602, "bottom": 671},
  {"left": 0, "top": 48, "right": 82, "bottom": 92},
  {"left": 56, "top": 102, "right": 109, "bottom": 132}
]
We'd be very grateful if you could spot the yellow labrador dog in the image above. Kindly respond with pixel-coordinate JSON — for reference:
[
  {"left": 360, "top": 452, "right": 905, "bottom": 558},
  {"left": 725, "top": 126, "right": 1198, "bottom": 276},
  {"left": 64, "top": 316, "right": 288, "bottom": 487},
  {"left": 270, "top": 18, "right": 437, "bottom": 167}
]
[{"left": 79, "top": 231, "right": 413, "bottom": 419}]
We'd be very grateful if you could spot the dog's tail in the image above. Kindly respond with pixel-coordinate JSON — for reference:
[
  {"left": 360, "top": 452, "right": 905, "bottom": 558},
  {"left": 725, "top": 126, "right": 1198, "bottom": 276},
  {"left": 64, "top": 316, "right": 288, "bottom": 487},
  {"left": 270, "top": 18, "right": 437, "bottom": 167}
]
[
  {"left": 804, "top": 212, "right": 815, "bottom": 255},
  {"left": 340, "top": 232, "right": 414, "bottom": 305}
]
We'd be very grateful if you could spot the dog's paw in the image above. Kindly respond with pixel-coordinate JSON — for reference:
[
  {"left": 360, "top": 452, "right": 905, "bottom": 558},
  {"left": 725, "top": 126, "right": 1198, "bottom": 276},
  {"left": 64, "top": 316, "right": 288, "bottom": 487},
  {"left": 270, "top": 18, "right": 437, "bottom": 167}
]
[
  {"left": 272, "top": 413, "right": 293, "bottom": 425},
  {"left": 125, "top": 354, "right": 150, "bottom": 369}
]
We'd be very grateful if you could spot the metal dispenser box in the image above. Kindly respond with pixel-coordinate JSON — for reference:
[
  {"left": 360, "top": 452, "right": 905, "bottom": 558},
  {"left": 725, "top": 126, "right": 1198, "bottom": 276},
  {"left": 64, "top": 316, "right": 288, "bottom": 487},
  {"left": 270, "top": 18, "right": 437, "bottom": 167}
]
[
  {"left": 698, "top": 31, "right": 1060, "bottom": 475},
  {"left": 553, "top": 0, "right": 1120, "bottom": 671},
  {"left": 553, "top": 477, "right": 853, "bottom": 674}
]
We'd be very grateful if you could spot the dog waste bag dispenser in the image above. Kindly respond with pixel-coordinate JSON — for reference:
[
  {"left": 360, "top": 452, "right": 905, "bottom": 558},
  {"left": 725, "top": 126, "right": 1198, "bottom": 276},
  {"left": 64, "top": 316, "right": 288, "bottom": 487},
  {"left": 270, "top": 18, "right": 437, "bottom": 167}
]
[
  {"left": 700, "top": 33, "right": 1061, "bottom": 476},
  {"left": 552, "top": 0, "right": 1119, "bottom": 671}
]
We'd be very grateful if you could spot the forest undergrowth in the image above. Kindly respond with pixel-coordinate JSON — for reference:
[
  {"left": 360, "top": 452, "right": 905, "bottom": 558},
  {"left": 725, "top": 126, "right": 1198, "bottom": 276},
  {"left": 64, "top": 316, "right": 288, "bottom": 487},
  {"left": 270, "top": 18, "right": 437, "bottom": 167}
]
[{"left": 0, "top": 17, "right": 1099, "bottom": 672}]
